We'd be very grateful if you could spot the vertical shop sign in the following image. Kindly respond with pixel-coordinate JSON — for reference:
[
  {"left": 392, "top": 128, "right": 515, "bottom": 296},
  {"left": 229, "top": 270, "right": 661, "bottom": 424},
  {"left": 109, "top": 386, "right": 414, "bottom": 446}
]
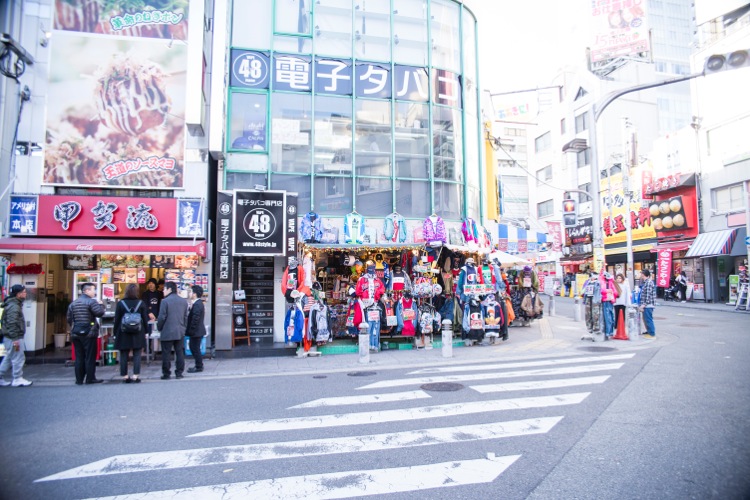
[
  {"left": 216, "top": 191, "right": 234, "bottom": 284},
  {"left": 546, "top": 221, "right": 562, "bottom": 252},
  {"left": 285, "top": 194, "right": 298, "bottom": 262},
  {"left": 233, "top": 190, "right": 286, "bottom": 256},
  {"left": 656, "top": 249, "right": 672, "bottom": 288},
  {"left": 8, "top": 195, "right": 39, "bottom": 235}
]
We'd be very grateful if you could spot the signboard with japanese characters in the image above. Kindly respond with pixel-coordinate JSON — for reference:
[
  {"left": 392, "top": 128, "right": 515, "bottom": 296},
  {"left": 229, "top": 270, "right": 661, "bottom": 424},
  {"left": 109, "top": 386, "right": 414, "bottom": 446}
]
[
  {"left": 273, "top": 54, "right": 312, "bottom": 92},
  {"left": 230, "top": 49, "right": 271, "bottom": 89},
  {"left": 355, "top": 63, "right": 391, "bottom": 99},
  {"left": 47, "top": 1, "right": 189, "bottom": 189},
  {"left": 432, "top": 69, "right": 462, "bottom": 108},
  {"left": 33, "top": 195, "right": 197, "bottom": 238},
  {"left": 215, "top": 191, "right": 234, "bottom": 284},
  {"left": 601, "top": 172, "right": 657, "bottom": 245},
  {"left": 285, "top": 194, "right": 298, "bottom": 263},
  {"left": 314, "top": 58, "right": 352, "bottom": 95},
  {"left": 8, "top": 195, "right": 39, "bottom": 235},
  {"left": 394, "top": 66, "right": 429, "bottom": 102},
  {"left": 233, "top": 190, "right": 286, "bottom": 256},
  {"left": 565, "top": 216, "right": 593, "bottom": 257},
  {"left": 656, "top": 249, "right": 672, "bottom": 288}
]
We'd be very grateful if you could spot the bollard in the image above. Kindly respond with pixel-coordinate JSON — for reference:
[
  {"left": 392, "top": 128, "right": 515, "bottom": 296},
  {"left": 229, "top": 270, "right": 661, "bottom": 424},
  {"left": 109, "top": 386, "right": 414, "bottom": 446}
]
[
  {"left": 548, "top": 293, "right": 556, "bottom": 317},
  {"left": 574, "top": 297, "right": 582, "bottom": 322},
  {"left": 358, "top": 322, "right": 370, "bottom": 364},
  {"left": 441, "top": 320, "right": 453, "bottom": 358},
  {"left": 627, "top": 306, "right": 639, "bottom": 343}
]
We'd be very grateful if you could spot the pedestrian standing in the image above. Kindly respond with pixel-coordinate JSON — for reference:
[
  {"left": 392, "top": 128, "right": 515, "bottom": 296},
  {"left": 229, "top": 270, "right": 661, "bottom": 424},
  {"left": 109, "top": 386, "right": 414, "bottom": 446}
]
[
  {"left": 141, "top": 278, "right": 162, "bottom": 331},
  {"left": 614, "top": 273, "right": 631, "bottom": 332},
  {"left": 156, "top": 282, "right": 188, "bottom": 380},
  {"left": 599, "top": 272, "right": 620, "bottom": 339},
  {"left": 113, "top": 284, "right": 149, "bottom": 383},
  {"left": 67, "top": 282, "right": 106, "bottom": 385},
  {"left": 0, "top": 285, "right": 33, "bottom": 387},
  {"left": 676, "top": 271, "right": 688, "bottom": 302},
  {"left": 640, "top": 269, "right": 657, "bottom": 338},
  {"left": 186, "top": 285, "right": 206, "bottom": 373},
  {"left": 582, "top": 271, "right": 602, "bottom": 334}
]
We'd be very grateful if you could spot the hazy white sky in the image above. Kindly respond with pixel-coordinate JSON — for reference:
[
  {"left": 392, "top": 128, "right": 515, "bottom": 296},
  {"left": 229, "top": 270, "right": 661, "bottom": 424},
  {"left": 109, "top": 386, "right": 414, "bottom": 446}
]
[{"left": 471, "top": 1, "right": 592, "bottom": 94}]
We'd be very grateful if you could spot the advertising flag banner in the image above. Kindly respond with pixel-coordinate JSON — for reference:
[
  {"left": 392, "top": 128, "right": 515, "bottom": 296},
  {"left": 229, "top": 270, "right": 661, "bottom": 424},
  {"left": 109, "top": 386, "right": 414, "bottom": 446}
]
[
  {"left": 233, "top": 190, "right": 286, "bottom": 256},
  {"left": 590, "top": 0, "right": 650, "bottom": 63},
  {"left": 657, "top": 249, "right": 672, "bottom": 288},
  {"left": 216, "top": 191, "right": 234, "bottom": 284},
  {"left": 45, "top": 0, "right": 189, "bottom": 189},
  {"left": 546, "top": 221, "right": 562, "bottom": 252}
]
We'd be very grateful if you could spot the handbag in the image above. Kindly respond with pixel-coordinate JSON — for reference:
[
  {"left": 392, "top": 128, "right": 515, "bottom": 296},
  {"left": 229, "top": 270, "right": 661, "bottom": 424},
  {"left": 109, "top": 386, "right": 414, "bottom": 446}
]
[{"left": 71, "top": 322, "right": 93, "bottom": 337}]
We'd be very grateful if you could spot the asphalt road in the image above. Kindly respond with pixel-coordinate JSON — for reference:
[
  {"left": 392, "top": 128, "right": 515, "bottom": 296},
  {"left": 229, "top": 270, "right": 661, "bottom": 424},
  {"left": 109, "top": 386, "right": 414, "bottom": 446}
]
[{"left": 1, "top": 303, "right": 749, "bottom": 499}]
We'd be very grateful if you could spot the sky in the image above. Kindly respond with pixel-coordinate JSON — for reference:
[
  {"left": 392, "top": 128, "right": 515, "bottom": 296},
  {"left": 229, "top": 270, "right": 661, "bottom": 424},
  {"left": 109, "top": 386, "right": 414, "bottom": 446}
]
[{"left": 471, "top": 1, "right": 592, "bottom": 95}]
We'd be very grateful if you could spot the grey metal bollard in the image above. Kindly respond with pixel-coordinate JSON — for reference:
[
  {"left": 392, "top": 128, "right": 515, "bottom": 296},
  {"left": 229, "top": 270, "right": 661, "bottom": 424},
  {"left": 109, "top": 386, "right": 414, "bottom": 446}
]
[
  {"left": 441, "top": 320, "right": 453, "bottom": 358},
  {"left": 358, "top": 322, "right": 370, "bottom": 364},
  {"left": 548, "top": 293, "right": 556, "bottom": 317},
  {"left": 574, "top": 297, "right": 582, "bottom": 322},
  {"left": 627, "top": 306, "right": 639, "bottom": 343}
]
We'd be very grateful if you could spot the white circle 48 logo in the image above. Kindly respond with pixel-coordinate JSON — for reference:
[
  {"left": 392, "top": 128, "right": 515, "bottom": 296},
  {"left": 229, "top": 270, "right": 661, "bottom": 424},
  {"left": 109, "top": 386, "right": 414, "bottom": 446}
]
[{"left": 243, "top": 208, "right": 277, "bottom": 240}]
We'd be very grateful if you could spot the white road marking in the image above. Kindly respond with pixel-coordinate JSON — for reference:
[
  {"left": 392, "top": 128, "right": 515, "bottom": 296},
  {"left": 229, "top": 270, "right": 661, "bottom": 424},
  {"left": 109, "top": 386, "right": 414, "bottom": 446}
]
[
  {"left": 359, "top": 363, "right": 626, "bottom": 390},
  {"left": 83, "top": 455, "right": 521, "bottom": 500},
  {"left": 38, "top": 418, "right": 557, "bottom": 482},
  {"left": 409, "top": 353, "right": 635, "bottom": 374},
  {"left": 189, "top": 393, "right": 588, "bottom": 437},
  {"left": 470, "top": 375, "right": 610, "bottom": 393},
  {"left": 288, "top": 389, "right": 431, "bottom": 409}
]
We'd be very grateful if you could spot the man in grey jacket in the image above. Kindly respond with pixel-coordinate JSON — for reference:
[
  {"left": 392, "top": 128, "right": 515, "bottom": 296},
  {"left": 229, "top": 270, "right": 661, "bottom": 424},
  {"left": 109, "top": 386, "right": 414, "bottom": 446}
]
[
  {"left": 157, "top": 282, "right": 188, "bottom": 379},
  {"left": 0, "top": 285, "right": 32, "bottom": 387}
]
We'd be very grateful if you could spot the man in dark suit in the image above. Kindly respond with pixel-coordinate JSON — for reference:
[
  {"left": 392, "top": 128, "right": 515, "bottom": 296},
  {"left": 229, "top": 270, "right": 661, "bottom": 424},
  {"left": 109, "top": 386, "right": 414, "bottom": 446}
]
[
  {"left": 186, "top": 285, "right": 207, "bottom": 373},
  {"left": 156, "top": 282, "right": 188, "bottom": 379}
]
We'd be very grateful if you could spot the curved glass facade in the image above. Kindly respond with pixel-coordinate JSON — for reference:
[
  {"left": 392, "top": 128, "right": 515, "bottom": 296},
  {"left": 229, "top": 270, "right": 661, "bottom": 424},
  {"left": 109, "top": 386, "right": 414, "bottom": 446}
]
[{"left": 224, "top": 0, "right": 481, "bottom": 221}]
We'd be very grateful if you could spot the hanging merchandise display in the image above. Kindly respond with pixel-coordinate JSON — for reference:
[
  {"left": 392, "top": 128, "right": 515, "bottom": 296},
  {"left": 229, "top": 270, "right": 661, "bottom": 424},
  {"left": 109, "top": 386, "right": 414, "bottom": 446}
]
[
  {"left": 461, "top": 218, "right": 479, "bottom": 247},
  {"left": 422, "top": 214, "right": 447, "bottom": 245},
  {"left": 343, "top": 211, "right": 366, "bottom": 244},
  {"left": 300, "top": 211, "right": 323, "bottom": 243},
  {"left": 281, "top": 257, "right": 310, "bottom": 303},
  {"left": 383, "top": 212, "right": 407, "bottom": 243}
]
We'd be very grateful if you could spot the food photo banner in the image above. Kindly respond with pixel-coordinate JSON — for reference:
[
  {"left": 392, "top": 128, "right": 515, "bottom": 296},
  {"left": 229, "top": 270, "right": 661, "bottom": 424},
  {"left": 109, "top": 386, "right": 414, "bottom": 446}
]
[{"left": 46, "top": 0, "right": 189, "bottom": 189}]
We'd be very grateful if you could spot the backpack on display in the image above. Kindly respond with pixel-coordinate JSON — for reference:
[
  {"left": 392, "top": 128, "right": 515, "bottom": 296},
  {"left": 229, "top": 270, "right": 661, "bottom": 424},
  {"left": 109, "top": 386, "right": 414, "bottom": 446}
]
[{"left": 121, "top": 301, "right": 143, "bottom": 334}]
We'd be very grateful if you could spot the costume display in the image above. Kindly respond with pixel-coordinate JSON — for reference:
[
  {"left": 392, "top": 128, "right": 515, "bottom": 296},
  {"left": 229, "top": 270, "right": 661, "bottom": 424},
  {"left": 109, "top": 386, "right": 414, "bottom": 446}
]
[
  {"left": 284, "top": 294, "right": 305, "bottom": 343},
  {"left": 582, "top": 273, "right": 603, "bottom": 334},
  {"left": 482, "top": 295, "right": 505, "bottom": 342},
  {"left": 396, "top": 292, "right": 418, "bottom": 337},
  {"left": 281, "top": 258, "right": 309, "bottom": 303},
  {"left": 310, "top": 300, "right": 332, "bottom": 344},
  {"left": 462, "top": 297, "right": 485, "bottom": 343},
  {"left": 355, "top": 261, "right": 386, "bottom": 350},
  {"left": 388, "top": 264, "right": 412, "bottom": 300}
]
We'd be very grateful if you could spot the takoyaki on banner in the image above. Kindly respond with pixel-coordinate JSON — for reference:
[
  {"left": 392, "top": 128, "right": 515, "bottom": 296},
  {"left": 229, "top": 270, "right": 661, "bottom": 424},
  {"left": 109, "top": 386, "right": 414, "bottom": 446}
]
[
  {"left": 45, "top": 0, "right": 189, "bottom": 189},
  {"left": 600, "top": 171, "right": 657, "bottom": 246}
]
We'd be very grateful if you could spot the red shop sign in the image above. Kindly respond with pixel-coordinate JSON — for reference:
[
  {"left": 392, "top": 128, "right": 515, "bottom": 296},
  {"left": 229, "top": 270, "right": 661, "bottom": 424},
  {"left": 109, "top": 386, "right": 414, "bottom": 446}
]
[
  {"left": 37, "top": 195, "right": 178, "bottom": 238},
  {"left": 656, "top": 249, "right": 672, "bottom": 288}
]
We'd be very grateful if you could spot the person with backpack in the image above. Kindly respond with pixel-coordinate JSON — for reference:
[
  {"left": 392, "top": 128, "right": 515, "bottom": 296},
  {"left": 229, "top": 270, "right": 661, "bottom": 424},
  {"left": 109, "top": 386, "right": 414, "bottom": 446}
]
[
  {"left": 114, "top": 284, "right": 149, "bottom": 383},
  {"left": 67, "top": 282, "right": 106, "bottom": 385},
  {"left": 0, "top": 285, "right": 33, "bottom": 387}
]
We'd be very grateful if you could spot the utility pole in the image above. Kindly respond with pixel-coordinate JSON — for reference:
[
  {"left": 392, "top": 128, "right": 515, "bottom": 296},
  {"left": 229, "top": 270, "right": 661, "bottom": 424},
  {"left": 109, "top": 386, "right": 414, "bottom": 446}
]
[{"left": 623, "top": 119, "right": 636, "bottom": 288}]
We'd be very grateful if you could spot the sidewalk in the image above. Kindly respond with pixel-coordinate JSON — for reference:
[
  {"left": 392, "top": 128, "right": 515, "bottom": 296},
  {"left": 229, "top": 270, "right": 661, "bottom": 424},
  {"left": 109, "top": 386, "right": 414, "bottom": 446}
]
[{"left": 17, "top": 310, "right": 664, "bottom": 387}]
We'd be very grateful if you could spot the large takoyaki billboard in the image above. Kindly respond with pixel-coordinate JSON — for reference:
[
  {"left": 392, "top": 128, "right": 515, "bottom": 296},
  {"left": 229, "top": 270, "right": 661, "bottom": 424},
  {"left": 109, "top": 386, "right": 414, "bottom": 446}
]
[{"left": 45, "top": 0, "right": 188, "bottom": 189}]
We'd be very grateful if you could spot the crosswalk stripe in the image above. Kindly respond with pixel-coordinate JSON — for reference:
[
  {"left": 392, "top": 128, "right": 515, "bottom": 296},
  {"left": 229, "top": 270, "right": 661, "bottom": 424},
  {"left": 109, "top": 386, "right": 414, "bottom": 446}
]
[
  {"left": 409, "top": 353, "right": 635, "bottom": 374},
  {"left": 38, "top": 418, "right": 556, "bottom": 482},
  {"left": 189, "top": 393, "right": 588, "bottom": 437},
  {"left": 359, "top": 362, "right": 626, "bottom": 390},
  {"left": 469, "top": 375, "right": 610, "bottom": 393},
  {"left": 82, "top": 454, "right": 521, "bottom": 500},
  {"left": 288, "top": 390, "right": 431, "bottom": 409}
]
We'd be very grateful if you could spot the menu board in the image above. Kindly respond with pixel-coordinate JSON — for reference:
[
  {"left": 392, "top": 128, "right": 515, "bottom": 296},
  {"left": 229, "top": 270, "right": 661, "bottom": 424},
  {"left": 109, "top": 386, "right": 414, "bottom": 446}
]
[{"left": 240, "top": 257, "right": 274, "bottom": 338}]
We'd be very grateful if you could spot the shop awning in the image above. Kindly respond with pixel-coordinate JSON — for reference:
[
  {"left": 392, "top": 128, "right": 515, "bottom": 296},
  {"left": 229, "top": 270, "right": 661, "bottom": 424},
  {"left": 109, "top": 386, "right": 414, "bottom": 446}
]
[
  {"left": 685, "top": 229, "right": 738, "bottom": 258},
  {"left": 0, "top": 237, "right": 207, "bottom": 257},
  {"left": 649, "top": 239, "right": 694, "bottom": 253},
  {"left": 605, "top": 243, "right": 655, "bottom": 255}
]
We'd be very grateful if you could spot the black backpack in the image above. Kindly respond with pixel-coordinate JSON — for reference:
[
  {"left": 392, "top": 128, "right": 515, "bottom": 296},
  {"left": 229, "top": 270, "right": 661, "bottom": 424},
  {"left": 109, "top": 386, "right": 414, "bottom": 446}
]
[{"left": 121, "top": 301, "right": 143, "bottom": 334}]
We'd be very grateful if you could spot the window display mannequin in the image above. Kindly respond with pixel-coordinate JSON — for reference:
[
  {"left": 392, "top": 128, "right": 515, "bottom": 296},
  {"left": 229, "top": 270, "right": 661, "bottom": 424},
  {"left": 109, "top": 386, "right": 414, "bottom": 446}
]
[
  {"left": 582, "top": 271, "right": 602, "bottom": 335},
  {"left": 388, "top": 264, "right": 412, "bottom": 301},
  {"left": 456, "top": 257, "right": 481, "bottom": 305},
  {"left": 281, "top": 257, "right": 309, "bottom": 303},
  {"left": 355, "top": 260, "right": 386, "bottom": 351}
]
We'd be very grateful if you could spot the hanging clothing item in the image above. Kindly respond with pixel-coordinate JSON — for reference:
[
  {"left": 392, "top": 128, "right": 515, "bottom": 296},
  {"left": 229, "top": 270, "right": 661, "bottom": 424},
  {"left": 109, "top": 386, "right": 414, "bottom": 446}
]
[
  {"left": 300, "top": 212, "right": 323, "bottom": 243},
  {"left": 302, "top": 255, "right": 314, "bottom": 288},
  {"left": 422, "top": 215, "right": 447, "bottom": 244},
  {"left": 383, "top": 212, "right": 407, "bottom": 243},
  {"left": 379, "top": 297, "right": 397, "bottom": 334},
  {"left": 320, "top": 220, "right": 339, "bottom": 244},
  {"left": 284, "top": 306, "right": 305, "bottom": 343},
  {"left": 344, "top": 212, "right": 365, "bottom": 244},
  {"left": 281, "top": 265, "right": 308, "bottom": 302},
  {"left": 396, "top": 296, "right": 418, "bottom": 336},
  {"left": 310, "top": 303, "right": 332, "bottom": 343},
  {"left": 481, "top": 226, "right": 494, "bottom": 249},
  {"left": 480, "top": 265, "right": 496, "bottom": 289},
  {"left": 456, "top": 264, "right": 480, "bottom": 303},
  {"left": 482, "top": 299, "right": 504, "bottom": 334},
  {"left": 461, "top": 218, "right": 479, "bottom": 245},
  {"left": 374, "top": 255, "right": 391, "bottom": 287},
  {"left": 462, "top": 300, "right": 485, "bottom": 341},
  {"left": 449, "top": 227, "right": 465, "bottom": 246},
  {"left": 355, "top": 274, "right": 385, "bottom": 303},
  {"left": 418, "top": 303, "right": 440, "bottom": 335}
]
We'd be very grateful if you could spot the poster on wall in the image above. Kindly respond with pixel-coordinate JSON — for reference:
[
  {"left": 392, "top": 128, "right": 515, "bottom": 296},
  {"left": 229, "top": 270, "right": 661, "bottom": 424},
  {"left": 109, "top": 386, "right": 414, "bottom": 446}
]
[
  {"left": 589, "top": 0, "right": 650, "bottom": 63},
  {"left": 233, "top": 190, "right": 287, "bottom": 256},
  {"left": 45, "top": 1, "right": 188, "bottom": 189},
  {"left": 63, "top": 255, "right": 98, "bottom": 270},
  {"left": 656, "top": 249, "right": 672, "bottom": 288},
  {"left": 649, "top": 196, "right": 688, "bottom": 232}
]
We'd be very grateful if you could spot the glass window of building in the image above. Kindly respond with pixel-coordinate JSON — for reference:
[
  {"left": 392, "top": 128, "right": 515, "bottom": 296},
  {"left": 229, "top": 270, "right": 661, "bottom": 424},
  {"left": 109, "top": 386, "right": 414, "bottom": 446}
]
[
  {"left": 271, "top": 93, "right": 312, "bottom": 173},
  {"left": 537, "top": 199, "right": 554, "bottom": 218},
  {"left": 225, "top": 172, "right": 269, "bottom": 191},
  {"left": 536, "top": 165, "right": 552, "bottom": 184},
  {"left": 314, "top": 176, "right": 353, "bottom": 215},
  {"left": 314, "top": 0, "right": 353, "bottom": 57},
  {"left": 228, "top": 92, "right": 268, "bottom": 152},
  {"left": 396, "top": 180, "right": 430, "bottom": 218},
  {"left": 314, "top": 95, "right": 353, "bottom": 174},
  {"left": 393, "top": 0, "right": 428, "bottom": 66},
  {"left": 395, "top": 102, "right": 429, "bottom": 178},
  {"left": 357, "top": 178, "right": 392, "bottom": 216},
  {"left": 225, "top": 153, "right": 269, "bottom": 172},
  {"left": 354, "top": 1, "right": 391, "bottom": 61},
  {"left": 467, "top": 186, "right": 480, "bottom": 220},
  {"left": 271, "top": 174, "right": 312, "bottom": 213},
  {"left": 534, "top": 132, "right": 551, "bottom": 153},
  {"left": 713, "top": 183, "right": 744, "bottom": 213},
  {"left": 233, "top": 0, "right": 272, "bottom": 49},
  {"left": 355, "top": 100, "right": 392, "bottom": 177},
  {"left": 575, "top": 112, "right": 588, "bottom": 133},
  {"left": 576, "top": 148, "right": 590, "bottom": 167},
  {"left": 275, "top": 0, "right": 312, "bottom": 35},
  {"left": 434, "top": 181, "right": 462, "bottom": 219},
  {"left": 464, "top": 114, "right": 479, "bottom": 188},
  {"left": 274, "top": 35, "right": 312, "bottom": 53},
  {"left": 431, "top": 0, "right": 460, "bottom": 72},
  {"left": 433, "top": 106, "right": 463, "bottom": 182},
  {"left": 462, "top": 12, "right": 478, "bottom": 103},
  {"left": 560, "top": 118, "right": 566, "bottom": 134}
]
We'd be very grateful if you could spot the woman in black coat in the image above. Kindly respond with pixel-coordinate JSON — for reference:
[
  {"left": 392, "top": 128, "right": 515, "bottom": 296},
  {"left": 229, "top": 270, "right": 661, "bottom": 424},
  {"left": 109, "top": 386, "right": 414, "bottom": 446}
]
[{"left": 114, "top": 284, "right": 149, "bottom": 383}]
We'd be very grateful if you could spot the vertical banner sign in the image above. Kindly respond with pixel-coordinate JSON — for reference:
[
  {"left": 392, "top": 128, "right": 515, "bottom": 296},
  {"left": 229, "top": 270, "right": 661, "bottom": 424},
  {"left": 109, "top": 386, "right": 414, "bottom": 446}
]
[
  {"left": 657, "top": 249, "right": 672, "bottom": 288},
  {"left": 216, "top": 191, "right": 234, "bottom": 284},
  {"left": 546, "top": 221, "right": 562, "bottom": 252},
  {"left": 285, "top": 194, "right": 298, "bottom": 263},
  {"left": 233, "top": 190, "right": 286, "bottom": 256}
]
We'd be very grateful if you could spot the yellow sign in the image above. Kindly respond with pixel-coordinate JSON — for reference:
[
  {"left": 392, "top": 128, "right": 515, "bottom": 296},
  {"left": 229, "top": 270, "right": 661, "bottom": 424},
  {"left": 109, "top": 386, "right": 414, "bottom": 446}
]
[{"left": 601, "top": 171, "right": 656, "bottom": 246}]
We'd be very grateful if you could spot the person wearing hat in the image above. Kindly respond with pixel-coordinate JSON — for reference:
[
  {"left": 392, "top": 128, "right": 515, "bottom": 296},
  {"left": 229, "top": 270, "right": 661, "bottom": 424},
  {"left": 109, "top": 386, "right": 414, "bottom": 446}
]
[{"left": 0, "top": 285, "right": 32, "bottom": 387}]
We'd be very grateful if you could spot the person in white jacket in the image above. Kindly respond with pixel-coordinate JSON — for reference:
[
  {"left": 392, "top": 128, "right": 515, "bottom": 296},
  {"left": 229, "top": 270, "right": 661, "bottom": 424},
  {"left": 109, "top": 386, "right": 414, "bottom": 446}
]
[{"left": 614, "top": 273, "right": 631, "bottom": 332}]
